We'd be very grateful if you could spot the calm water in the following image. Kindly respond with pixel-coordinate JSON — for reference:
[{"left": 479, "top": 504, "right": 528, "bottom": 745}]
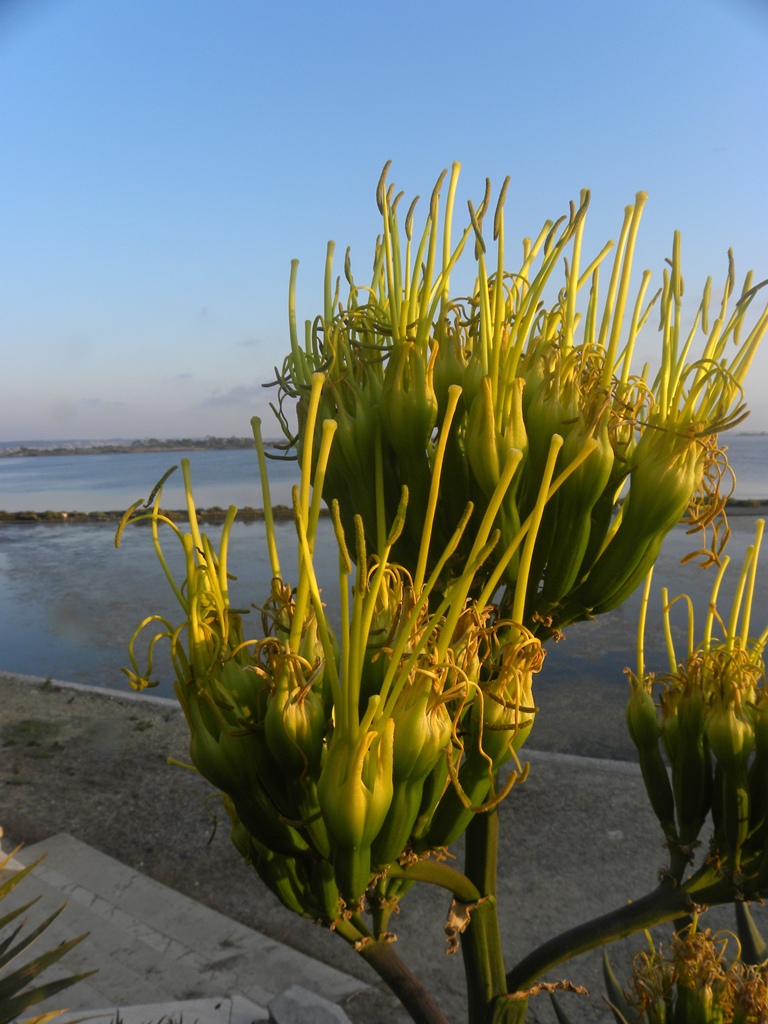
[
  {"left": 1, "top": 434, "right": 766, "bottom": 758},
  {"left": 0, "top": 515, "right": 339, "bottom": 695},
  {"left": 0, "top": 447, "right": 300, "bottom": 514},
  {"left": 1, "top": 494, "right": 767, "bottom": 758},
  {"left": 0, "top": 432, "right": 766, "bottom": 513}
]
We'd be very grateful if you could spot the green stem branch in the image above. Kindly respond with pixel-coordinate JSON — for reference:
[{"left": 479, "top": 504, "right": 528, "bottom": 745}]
[
  {"left": 387, "top": 861, "right": 481, "bottom": 903},
  {"left": 505, "top": 870, "right": 732, "bottom": 994},
  {"left": 355, "top": 939, "right": 452, "bottom": 1024},
  {"left": 461, "top": 807, "right": 512, "bottom": 1024}
]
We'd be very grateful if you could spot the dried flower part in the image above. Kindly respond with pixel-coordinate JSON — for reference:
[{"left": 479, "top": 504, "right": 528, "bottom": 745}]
[{"left": 625, "top": 928, "right": 768, "bottom": 1023}]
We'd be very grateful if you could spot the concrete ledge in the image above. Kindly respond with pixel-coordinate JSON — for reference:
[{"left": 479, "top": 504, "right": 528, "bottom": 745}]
[
  {"left": 56, "top": 995, "right": 269, "bottom": 1024},
  {"left": 0, "top": 669, "right": 179, "bottom": 709},
  {"left": 3, "top": 834, "right": 369, "bottom": 1021}
]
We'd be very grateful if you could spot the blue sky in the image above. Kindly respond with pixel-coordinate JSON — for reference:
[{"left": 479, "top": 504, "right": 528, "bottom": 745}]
[{"left": 1, "top": 0, "right": 767, "bottom": 440}]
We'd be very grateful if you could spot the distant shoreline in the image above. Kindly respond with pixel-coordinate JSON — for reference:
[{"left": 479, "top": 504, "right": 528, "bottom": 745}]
[
  {"left": 0, "top": 505, "right": 297, "bottom": 523},
  {"left": 0, "top": 437, "right": 291, "bottom": 458},
  {"left": 0, "top": 431, "right": 765, "bottom": 459},
  {"left": 0, "top": 500, "right": 764, "bottom": 525},
  {"left": 0, "top": 505, "right": 329, "bottom": 523}
]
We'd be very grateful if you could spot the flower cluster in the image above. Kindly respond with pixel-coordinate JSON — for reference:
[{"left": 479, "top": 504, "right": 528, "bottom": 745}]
[
  {"left": 627, "top": 521, "right": 768, "bottom": 887},
  {"left": 625, "top": 928, "right": 768, "bottom": 1023},
  {"left": 272, "top": 165, "right": 768, "bottom": 636},
  {"left": 118, "top": 371, "right": 575, "bottom": 925}
]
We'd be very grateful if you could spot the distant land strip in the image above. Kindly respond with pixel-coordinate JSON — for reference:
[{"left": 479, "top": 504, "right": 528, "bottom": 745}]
[
  {"left": 0, "top": 501, "right": 764, "bottom": 524},
  {"left": 0, "top": 436, "right": 290, "bottom": 457},
  {"left": 0, "top": 505, "right": 319, "bottom": 523}
]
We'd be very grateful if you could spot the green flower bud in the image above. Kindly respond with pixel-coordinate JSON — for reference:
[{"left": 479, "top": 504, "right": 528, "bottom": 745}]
[
  {"left": 460, "top": 346, "right": 487, "bottom": 415},
  {"left": 659, "top": 687, "right": 681, "bottom": 764},
  {"left": 319, "top": 722, "right": 395, "bottom": 847},
  {"left": 466, "top": 377, "right": 503, "bottom": 499},
  {"left": 564, "top": 439, "right": 704, "bottom": 620},
  {"left": 176, "top": 677, "right": 309, "bottom": 858},
  {"left": 317, "top": 721, "right": 395, "bottom": 899},
  {"left": 409, "top": 754, "right": 452, "bottom": 843},
  {"left": 251, "top": 843, "right": 317, "bottom": 920},
  {"left": 390, "top": 673, "right": 451, "bottom": 782},
  {"left": 379, "top": 341, "right": 438, "bottom": 460},
  {"left": 307, "top": 857, "right": 343, "bottom": 925},
  {"left": 325, "top": 375, "right": 381, "bottom": 535},
  {"left": 706, "top": 689, "right": 754, "bottom": 867},
  {"left": 623, "top": 432, "right": 704, "bottom": 539},
  {"left": 521, "top": 366, "right": 580, "bottom": 507},
  {"left": 626, "top": 675, "right": 677, "bottom": 841},
  {"left": 369, "top": 675, "right": 454, "bottom": 867},
  {"left": 705, "top": 695, "right": 754, "bottom": 776},
  {"left": 675, "top": 681, "right": 713, "bottom": 843},
  {"left": 297, "top": 614, "right": 321, "bottom": 670},
  {"left": 747, "top": 699, "right": 768, "bottom": 838},
  {"left": 432, "top": 329, "right": 468, "bottom": 425},
  {"left": 220, "top": 793, "right": 253, "bottom": 863},
  {"left": 673, "top": 981, "right": 715, "bottom": 1024},
  {"left": 213, "top": 658, "right": 268, "bottom": 728},
  {"left": 537, "top": 418, "right": 614, "bottom": 608},
  {"left": 265, "top": 657, "right": 327, "bottom": 779},
  {"left": 626, "top": 674, "right": 661, "bottom": 752},
  {"left": 519, "top": 337, "right": 550, "bottom": 418}
]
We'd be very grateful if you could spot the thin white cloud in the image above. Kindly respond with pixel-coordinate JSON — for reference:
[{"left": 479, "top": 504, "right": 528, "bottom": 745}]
[
  {"left": 200, "top": 383, "right": 265, "bottom": 407},
  {"left": 47, "top": 396, "right": 128, "bottom": 421}
]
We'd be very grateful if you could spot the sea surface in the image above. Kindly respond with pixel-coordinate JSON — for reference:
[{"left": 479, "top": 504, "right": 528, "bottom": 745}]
[
  {"left": 0, "top": 432, "right": 766, "bottom": 513},
  {"left": 1, "top": 434, "right": 766, "bottom": 759},
  {"left": 0, "top": 447, "right": 300, "bottom": 514}
]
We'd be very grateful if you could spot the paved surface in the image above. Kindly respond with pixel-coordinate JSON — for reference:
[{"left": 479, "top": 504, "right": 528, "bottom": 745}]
[{"left": 4, "top": 833, "right": 367, "bottom": 1024}]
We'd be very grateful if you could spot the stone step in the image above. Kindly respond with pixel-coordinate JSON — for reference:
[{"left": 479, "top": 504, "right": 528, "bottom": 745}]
[{"left": 3, "top": 833, "right": 367, "bottom": 1021}]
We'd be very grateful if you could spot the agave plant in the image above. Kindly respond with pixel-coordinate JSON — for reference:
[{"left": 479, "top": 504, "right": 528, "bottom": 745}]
[
  {"left": 120, "top": 166, "right": 768, "bottom": 1024},
  {"left": 0, "top": 843, "right": 94, "bottom": 1024}
]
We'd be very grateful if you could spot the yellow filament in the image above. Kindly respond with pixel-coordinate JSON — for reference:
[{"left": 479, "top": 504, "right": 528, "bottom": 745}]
[
  {"left": 740, "top": 519, "right": 765, "bottom": 646},
  {"left": 637, "top": 569, "right": 653, "bottom": 680},
  {"left": 251, "top": 416, "right": 282, "bottom": 581}
]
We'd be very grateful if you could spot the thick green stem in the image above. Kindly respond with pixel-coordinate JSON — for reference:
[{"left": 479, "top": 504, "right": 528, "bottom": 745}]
[
  {"left": 490, "top": 997, "right": 529, "bottom": 1024},
  {"left": 668, "top": 842, "right": 697, "bottom": 934},
  {"left": 505, "top": 869, "right": 732, "bottom": 994},
  {"left": 460, "top": 807, "right": 514, "bottom": 1023},
  {"left": 355, "top": 938, "right": 452, "bottom": 1024},
  {"left": 667, "top": 843, "right": 692, "bottom": 886},
  {"left": 387, "top": 860, "right": 482, "bottom": 903}
]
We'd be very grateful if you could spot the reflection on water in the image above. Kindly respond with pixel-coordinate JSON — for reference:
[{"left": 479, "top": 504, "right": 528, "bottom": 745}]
[{"left": 1, "top": 515, "right": 766, "bottom": 760}]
